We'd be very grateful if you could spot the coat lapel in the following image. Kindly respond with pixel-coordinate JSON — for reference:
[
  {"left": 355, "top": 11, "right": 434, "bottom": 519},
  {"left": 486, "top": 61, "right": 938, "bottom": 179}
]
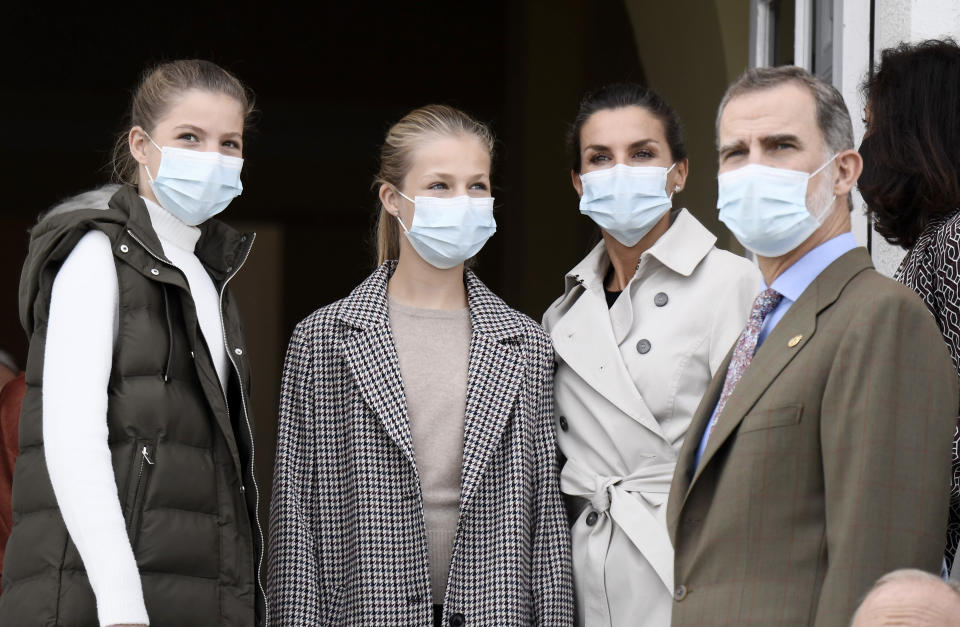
[
  {"left": 680, "top": 248, "right": 874, "bottom": 497},
  {"left": 338, "top": 263, "right": 417, "bottom": 468},
  {"left": 459, "top": 271, "right": 526, "bottom": 512},
  {"left": 550, "top": 287, "right": 666, "bottom": 438}
]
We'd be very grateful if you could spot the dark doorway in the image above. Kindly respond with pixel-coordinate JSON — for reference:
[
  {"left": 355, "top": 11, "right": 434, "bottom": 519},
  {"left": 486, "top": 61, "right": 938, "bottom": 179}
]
[{"left": 1, "top": 1, "right": 645, "bottom": 530}]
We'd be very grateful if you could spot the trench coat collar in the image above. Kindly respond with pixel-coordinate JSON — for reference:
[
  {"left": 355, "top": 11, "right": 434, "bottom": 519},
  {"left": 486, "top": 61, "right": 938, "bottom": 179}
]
[
  {"left": 669, "top": 247, "right": 874, "bottom": 534},
  {"left": 561, "top": 208, "right": 716, "bottom": 297}
]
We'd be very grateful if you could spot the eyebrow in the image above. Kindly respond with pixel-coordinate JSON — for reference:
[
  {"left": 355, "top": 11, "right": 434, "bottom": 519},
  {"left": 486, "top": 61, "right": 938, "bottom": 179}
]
[
  {"left": 584, "top": 138, "right": 659, "bottom": 153},
  {"left": 760, "top": 133, "right": 802, "bottom": 148},
  {"left": 718, "top": 134, "right": 803, "bottom": 156},
  {"left": 419, "top": 172, "right": 489, "bottom": 180},
  {"left": 173, "top": 124, "right": 242, "bottom": 140}
]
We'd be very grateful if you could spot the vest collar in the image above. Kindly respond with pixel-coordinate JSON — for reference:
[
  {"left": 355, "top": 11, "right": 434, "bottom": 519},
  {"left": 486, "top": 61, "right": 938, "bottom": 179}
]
[{"left": 111, "top": 185, "right": 252, "bottom": 280}]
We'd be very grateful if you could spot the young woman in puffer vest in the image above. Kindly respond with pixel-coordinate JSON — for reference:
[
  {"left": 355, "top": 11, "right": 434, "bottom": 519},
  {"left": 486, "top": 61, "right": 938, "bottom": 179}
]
[
  {"left": 0, "top": 60, "right": 266, "bottom": 627},
  {"left": 267, "top": 105, "right": 574, "bottom": 626}
]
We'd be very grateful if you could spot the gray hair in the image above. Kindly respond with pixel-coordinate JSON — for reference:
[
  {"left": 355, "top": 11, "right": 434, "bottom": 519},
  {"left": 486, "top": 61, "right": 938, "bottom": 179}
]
[{"left": 716, "top": 65, "right": 854, "bottom": 157}]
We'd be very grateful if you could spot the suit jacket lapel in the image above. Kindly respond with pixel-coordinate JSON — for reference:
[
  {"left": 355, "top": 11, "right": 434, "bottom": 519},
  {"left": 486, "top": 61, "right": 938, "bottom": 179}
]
[
  {"left": 679, "top": 248, "right": 874, "bottom": 498},
  {"left": 339, "top": 262, "right": 417, "bottom": 469},
  {"left": 459, "top": 271, "right": 525, "bottom": 512}
]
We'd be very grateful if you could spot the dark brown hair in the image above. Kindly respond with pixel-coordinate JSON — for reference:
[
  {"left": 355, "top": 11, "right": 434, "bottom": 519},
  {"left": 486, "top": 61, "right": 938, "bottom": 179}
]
[
  {"left": 859, "top": 39, "right": 960, "bottom": 248},
  {"left": 111, "top": 59, "right": 255, "bottom": 185},
  {"left": 568, "top": 83, "right": 687, "bottom": 173}
]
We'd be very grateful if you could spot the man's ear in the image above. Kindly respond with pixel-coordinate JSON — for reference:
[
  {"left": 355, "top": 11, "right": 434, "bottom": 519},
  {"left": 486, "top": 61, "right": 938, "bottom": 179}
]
[{"left": 833, "top": 149, "right": 863, "bottom": 196}]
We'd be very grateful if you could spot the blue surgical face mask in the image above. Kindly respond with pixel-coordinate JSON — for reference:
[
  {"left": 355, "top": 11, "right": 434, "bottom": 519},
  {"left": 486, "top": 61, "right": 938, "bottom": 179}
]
[
  {"left": 717, "top": 155, "right": 837, "bottom": 257},
  {"left": 144, "top": 134, "right": 244, "bottom": 226},
  {"left": 578, "top": 163, "right": 677, "bottom": 247},
  {"left": 394, "top": 190, "right": 497, "bottom": 269}
]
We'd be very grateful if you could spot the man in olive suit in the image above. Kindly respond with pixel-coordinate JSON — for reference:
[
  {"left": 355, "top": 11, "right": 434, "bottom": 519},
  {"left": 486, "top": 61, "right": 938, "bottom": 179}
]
[{"left": 667, "top": 66, "right": 958, "bottom": 627}]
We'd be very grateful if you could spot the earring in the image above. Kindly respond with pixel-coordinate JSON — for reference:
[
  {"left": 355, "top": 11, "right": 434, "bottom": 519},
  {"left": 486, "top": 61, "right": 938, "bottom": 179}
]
[{"left": 674, "top": 185, "right": 681, "bottom": 192}]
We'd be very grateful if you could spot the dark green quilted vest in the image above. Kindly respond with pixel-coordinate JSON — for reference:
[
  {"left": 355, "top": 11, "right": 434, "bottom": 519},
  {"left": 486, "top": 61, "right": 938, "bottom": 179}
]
[{"left": 0, "top": 185, "right": 267, "bottom": 626}]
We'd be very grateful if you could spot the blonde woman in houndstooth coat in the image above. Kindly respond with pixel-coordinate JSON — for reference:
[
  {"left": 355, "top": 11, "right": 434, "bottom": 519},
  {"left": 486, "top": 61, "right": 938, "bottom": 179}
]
[{"left": 267, "top": 104, "right": 574, "bottom": 627}]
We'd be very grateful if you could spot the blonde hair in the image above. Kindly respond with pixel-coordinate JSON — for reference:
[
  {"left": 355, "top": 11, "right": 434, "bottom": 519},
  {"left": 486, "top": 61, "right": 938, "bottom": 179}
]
[
  {"left": 373, "top": 104, "right": 495, "bottom": 265},
  {"left": 111, "top": 59, "right": 255, "bottom": 185}
]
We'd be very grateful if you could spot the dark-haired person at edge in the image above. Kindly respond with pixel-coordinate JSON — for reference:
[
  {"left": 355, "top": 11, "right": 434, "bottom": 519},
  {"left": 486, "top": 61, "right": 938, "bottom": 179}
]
[
  {"left": 667, "top": 65, "right": 956, "bottom": 627},
  {"left": 859, "top": 38, "right": 960, "bottom": 580},
  {"left": 0, "top": 60, "right": 266, "bottom": 626},
  {"left": 541, "top": 83, "right": 761, "bottom": 626},
  {"left": 268, "top": 105, "right": 573, "bottom": 626}
]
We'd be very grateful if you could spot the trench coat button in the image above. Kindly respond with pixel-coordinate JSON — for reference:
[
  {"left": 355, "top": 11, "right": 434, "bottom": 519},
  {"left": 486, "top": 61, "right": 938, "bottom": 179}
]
[
  {"left": 190, "top": 351, "right": 195, "bottom": 359},
  {"left": 674, "top": 584, "right": 688, "bottom": 601},
  {"left": 654, "top": 292, "right": 668, "bottom": 307},
  {"left": 240, "top": 485, "right": 246, "bottom": 493},
  {"left": 150, "top": 268, "right": 160, "bottom": 276},
  {"left": 585, "top": 511, "right": 599, "bottom": 526},
  {"left": 119, "top": 244, "right": 129, "bottom": 253},
  {"left": 558, "top": 415, "right": 569, "bottom": 432},
  {"left": 636, "top": 339, "right": 652, "bottom": 354},
  {"left": 450, "top": 613, "right": 466, "bottom": 627},
  {"left": 226, "top": 266, "right": 234, "bottom": 273},
  {"left": 234, "top": 348, "right": 243, "bottom": 356},
  {"left": 240, "top": 235, "right": 247, "bottom": 242}
]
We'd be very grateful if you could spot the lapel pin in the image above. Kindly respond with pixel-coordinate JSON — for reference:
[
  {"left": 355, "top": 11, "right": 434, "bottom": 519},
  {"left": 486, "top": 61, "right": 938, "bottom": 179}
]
[{"left": 788, "top": 335, "right": 803, "bottom": 348}]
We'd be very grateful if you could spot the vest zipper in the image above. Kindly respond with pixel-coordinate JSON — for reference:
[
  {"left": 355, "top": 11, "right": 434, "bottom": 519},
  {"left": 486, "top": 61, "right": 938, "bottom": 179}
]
[
  {"left": 161, "top": 285, "right": 174, "bottom": 383},
  {"left": 129, "top": 228, "right": 268, "bottom": 623},
  {"left": 128, "top": 443, "right": 155, "bottom": 545},
  {"left": 217, "top": 234, "right": 269, "bottom": 626}
]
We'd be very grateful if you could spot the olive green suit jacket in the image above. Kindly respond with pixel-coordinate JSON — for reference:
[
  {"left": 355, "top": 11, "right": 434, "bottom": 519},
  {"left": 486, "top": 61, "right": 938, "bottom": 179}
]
[{"left": 667, "top": 247, "right": 958, "bottom": 627}]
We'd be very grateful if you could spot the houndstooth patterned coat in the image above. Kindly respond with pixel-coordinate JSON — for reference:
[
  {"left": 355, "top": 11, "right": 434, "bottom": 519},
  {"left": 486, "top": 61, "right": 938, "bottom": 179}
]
[{"left": 267, "top": 262, "right": 574, "bottom": 626}]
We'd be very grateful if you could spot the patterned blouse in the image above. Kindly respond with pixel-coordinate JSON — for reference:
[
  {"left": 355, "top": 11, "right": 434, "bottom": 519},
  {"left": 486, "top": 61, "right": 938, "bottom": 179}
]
[{"left": 895, "top": 207, "right": 960, "bottom": 572}]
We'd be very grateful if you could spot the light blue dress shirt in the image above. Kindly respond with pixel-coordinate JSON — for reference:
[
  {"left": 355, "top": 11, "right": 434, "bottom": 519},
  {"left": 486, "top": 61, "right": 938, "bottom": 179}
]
[{"left": 692, "top": 232, "right": 859, "bottom": 469}]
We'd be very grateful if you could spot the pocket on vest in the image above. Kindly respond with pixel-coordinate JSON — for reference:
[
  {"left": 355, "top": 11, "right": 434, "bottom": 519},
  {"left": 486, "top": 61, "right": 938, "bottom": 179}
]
[{"left": 124, "top": 438, "right": 156, "bottom": 547}]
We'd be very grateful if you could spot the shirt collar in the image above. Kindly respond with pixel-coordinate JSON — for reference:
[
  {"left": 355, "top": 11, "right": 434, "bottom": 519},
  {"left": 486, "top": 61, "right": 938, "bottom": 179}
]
[
  {"left": 766, "top": 232, "right": 859, "bottom": 301},
  {"left": 562, "top": 208, "right": 717, "bottom": 297}
]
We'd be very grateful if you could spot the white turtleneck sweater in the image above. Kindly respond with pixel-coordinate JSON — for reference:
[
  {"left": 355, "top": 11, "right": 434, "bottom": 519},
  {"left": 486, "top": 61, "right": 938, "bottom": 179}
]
[{"left": 43, "top": 197, "right": 228, "bottom": 627}]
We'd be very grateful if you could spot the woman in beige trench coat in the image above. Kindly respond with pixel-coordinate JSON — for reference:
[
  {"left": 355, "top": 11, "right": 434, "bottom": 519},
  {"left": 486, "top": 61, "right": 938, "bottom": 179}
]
[{"left": 542, "top": 83, "right": 762, "bottom": 626}]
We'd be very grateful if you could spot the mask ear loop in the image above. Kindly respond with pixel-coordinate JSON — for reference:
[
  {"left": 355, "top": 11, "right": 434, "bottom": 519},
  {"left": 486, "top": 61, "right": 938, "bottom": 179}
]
[
  {"left": 141, "top": 131, "right": 164, "bottom": 184},
  {"left": 808, "top": 154, "right": 840, "bottom": 223},
  {"left": 667, "top": 162, "right": 679, "bottom": 201},
  {"left": 808, "top": 153, "right": 840, "bottom": 179},
  {"left": 392, "top": 188, "right": 414, "bottom": 233}
]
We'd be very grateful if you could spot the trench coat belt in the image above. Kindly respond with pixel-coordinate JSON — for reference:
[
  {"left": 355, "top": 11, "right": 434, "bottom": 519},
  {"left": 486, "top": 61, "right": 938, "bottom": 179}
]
[{"left": 560, "top": 457, "right": 675, "bottom": 595}]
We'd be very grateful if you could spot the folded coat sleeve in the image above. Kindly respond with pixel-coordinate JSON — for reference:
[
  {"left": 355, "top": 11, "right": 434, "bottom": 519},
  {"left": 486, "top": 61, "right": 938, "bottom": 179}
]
[
  {"left": 530, "top": 335, "right": 575, "bottom": 626},
  {"left": 815, "top": 290, "right": 958, "bottom": 625},
  {"left": 267, "top": 321, "right": 322, "bottom": 624}
]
